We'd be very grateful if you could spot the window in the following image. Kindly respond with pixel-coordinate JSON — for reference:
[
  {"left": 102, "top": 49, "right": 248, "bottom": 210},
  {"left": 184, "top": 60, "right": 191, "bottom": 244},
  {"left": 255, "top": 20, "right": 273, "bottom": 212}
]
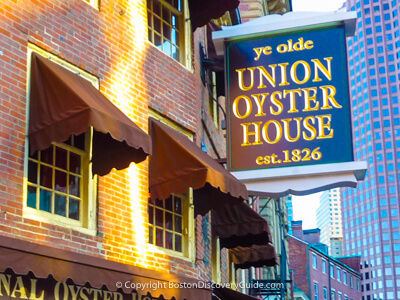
[
  {"left": 313, "top": 253, "right": 318, "bottom": 269},
  {"left": 323, "top": 287, "right": 328, "bottom": 300},
  {"left": 350, "top": 276, "right": 354, "bottom": 288},
  {"left": 27, "top": 133, "right": 91, "bottom": 223},
  {"left": 331, "top": 289, "right": 336, "bottom": 300},
  {"left": 314, "top": 283, "right": 319, "bottom": 300},
  {"left": 337, "top": 267, "right": 341, "bottom": 282},
  {"left": 25, "top": 45, "right": 97, "bottom": 235},
  {"left": 344, "top": 271, "right": 348, "bottom": 285},
  {"left": 330, "top": 264, "right": 335, "bottom": 278},
  {"left": 148, "top": 191, "right": 194, "bottom": 258},
  {"left": 322, "top": 259, "right": 327, "bottom": 274},
  {"left": 147, "top": 0, "right": 187, "bottom": 64}
]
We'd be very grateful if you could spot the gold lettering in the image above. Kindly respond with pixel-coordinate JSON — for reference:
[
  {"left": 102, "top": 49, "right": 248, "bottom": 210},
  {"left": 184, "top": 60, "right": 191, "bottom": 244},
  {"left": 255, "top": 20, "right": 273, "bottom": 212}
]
[
  {"left": 253, "top": 47, "right": 263, "bottom": 61},
  {"left": 54, "top": 282, "right": 68, "bottom": 300},
  {"left": 312, "top": 57, "right": 333, "bottom": 82},
  {"left": 11, "top": 277, "right": 28, "bottom": 299},
  {"left": 302, "top": 87, "right": 319, "bottom": 111},
  {"left": 278, "top": 63, "right": 290, "bottom": 86},
  {"left": 257, "top": 65, "right": 276, "bottom": 88},
  {"left": 68, "top": 285, "right": 80, "bottom": 300},
  {"left": 251, "top": 93, "right": 269, "bottom": 116},
  {"left": 103, "top": 291, "right": 113, "bottom": 300},
  {"left": 316, "top": 115, "right": 334, "bottom": 139},
  {"left": 305, "top": 40, "right": 314, "bottom": 49},
  {"left": 79, "top": 287, "right": 90, "bottom": 300},
  {"left": 303, "top": 116, "right": 317, "bottom": 141},
  {"left": 236, "top": 67, "right": 255, "bottom": 91},
  {"left": 241, "top": 122, "right": 263, "bottom": 146},
  {"left": 320, "top": 85, "right": 342, "bottom": 109},
  {"left": 262, "top": 120, "right": 282, "bottom": 144},
  {"left": 290, "top": 60, "right": 311, "bottom": 84},
  {"left": 270, "top": 91, "right": 283, "bottom": 115},
  {"left": 0, "top": 274, "right": 11, "bottom": 296},
  {"left": 283, "top": 89, "right": 302, "bottom": 113},
  {"left": 29, "top": 279, "right": 44, "bottom": 300},
  {"left": 232, "top": 95, "right": 252, "bottom": 119},
  {"left": 281, "top": 118, "right": 302, "bottom": 142}
]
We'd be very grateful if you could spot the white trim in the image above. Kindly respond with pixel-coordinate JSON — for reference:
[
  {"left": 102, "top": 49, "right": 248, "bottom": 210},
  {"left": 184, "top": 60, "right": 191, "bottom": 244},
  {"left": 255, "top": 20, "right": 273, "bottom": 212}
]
[
  {"left": 212, "top": 11, "right": 357, "bottom": 55},
  {"left": 231, "top": 161, "right": 367, "bottom": 197}
]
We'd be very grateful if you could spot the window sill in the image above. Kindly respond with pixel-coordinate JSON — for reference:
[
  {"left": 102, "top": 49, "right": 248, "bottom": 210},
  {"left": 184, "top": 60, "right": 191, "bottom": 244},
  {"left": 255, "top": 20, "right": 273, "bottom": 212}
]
[
  {"left": 147, "top": 243, "right": 195, "bottom": 264},
  {"left": 23, "top": 209, "right": 97, "bottom": 237}
]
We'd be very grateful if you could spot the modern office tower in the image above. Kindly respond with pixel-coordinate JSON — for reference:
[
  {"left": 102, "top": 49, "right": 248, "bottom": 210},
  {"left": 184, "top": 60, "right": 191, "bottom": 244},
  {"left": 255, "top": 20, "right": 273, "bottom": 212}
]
[
  {"left": 342, "top": 1, "right": 400, "bottom": 299},
  {"left": 316, "top": 189, "right": 344, "bottom": 257},
  {"left": 286, "top": 195, "right": 294, "bottom": 235}
]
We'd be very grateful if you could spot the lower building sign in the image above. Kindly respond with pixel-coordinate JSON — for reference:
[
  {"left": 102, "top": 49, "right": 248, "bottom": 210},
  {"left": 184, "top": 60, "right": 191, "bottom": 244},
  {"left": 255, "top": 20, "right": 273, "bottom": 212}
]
[{"left": 0, "top": 271, "right": 160, "bottom": 300}]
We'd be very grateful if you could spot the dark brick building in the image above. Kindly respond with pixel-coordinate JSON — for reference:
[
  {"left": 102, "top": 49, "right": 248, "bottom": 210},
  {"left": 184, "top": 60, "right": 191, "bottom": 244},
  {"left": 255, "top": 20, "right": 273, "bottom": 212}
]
[{"left": 289, "top": 221, "right": 362, "bottom": 300}]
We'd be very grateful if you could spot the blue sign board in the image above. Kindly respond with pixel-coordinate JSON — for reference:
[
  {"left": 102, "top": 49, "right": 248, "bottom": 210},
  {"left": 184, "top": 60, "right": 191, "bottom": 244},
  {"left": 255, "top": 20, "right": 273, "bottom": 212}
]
[{"left": 226, "top": 26, "right": 353, "bottom": 172}]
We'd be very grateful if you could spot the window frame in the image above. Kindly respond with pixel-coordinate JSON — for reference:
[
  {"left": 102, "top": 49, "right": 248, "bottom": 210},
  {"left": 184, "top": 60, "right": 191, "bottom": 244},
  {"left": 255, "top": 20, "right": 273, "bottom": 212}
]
[
  {"left": 23, "top": 44, "right": 98, "bottom": 236},
  {"left": 148, "top": 190, "right": 195, "bottom": 260},
  {"left": 147, "top": 111, "right": 195, "bottom": 262},
  {"left": 147, "top": 0, "right": 191, "bottom": 67},
  {"left": 312, "top": 253, "right": 318, "bottom": 269},
  {"left": 84, "top": 0, "right": 99, "bottom": 9}
]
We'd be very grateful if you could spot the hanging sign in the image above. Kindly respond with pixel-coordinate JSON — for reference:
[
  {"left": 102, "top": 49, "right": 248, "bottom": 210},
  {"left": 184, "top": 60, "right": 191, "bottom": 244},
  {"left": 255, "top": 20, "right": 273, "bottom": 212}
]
[{"left": 226, "top": 26, "right": 353, "bottom": 172}]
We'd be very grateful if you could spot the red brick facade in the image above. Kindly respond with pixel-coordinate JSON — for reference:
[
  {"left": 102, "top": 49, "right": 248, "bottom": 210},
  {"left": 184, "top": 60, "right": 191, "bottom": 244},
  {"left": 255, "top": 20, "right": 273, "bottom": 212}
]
[
  {"left": 289, "top": 229, "right": 362, "bottom": 300},
  {"left": 0, "top": 0, "right": 221, "bottom": 283}
]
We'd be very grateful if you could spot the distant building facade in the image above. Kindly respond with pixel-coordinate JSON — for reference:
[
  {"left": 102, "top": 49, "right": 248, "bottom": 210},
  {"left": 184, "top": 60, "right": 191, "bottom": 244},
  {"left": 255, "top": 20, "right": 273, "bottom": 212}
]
[
  {"left": 342, "top": 0, "right": 400, "bottom": 299},
  {"left": 316, "top": 189, "right": 344, "bottom": 257},
  {"left": 289, "top": 221, "right": 362, "bottom": 300}
]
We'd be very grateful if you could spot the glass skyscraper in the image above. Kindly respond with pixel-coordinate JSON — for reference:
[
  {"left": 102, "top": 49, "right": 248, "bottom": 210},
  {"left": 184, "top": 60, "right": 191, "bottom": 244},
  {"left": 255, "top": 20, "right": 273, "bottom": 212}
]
[{"left": 342, "top": 0, "right": 400, "bottom": 299}]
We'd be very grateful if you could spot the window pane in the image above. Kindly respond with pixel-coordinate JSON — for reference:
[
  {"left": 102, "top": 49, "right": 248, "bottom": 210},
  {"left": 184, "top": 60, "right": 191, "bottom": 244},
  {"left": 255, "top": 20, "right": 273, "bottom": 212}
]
[
  {"left": 28, "top": 161, "right": 38, "bottom": 184},
  {"left": 69, "top": 198, "right": 80, "bottom": 220},
  {"left": 74, "top": 134, "right": 85, "bottom": 150},
  {"left": 154, "top": 16, "right": 161, "bottom": 34},
  {"left": 70, "top": 152, "right": 81, "bottom": 174},
  {"left": 174, "top": 197, "right": 182, "bottom": 213},
  {"left": 155, "top": 208, "right": 163, "bottom": 227},
  {"left": 165, "top": 197, "right": 173, "bottom": 211},
  {"left": 39, "top": 189, "right": 52, "bottom": 212},
  {"left": 156, "top": 228, "right": 163, "bottom": 247},
  {"left": 40, "top": 165, "right": 53, "bottom": 189},
  {"left": 41, "top": 147, "right": 53, "bottom": 164},
  {"left": 153, "top": 0, "right": 161, "bottom": 17},
  {"left": 165, "top": 212, "right": 173, "bottom": 230},
  {"left": 165, "top": 231, "right": 173, "bottom": 250},
  {"left": 55, "top": 147, "right": 67, "bottom": 169},
  {"left": 149, "top": 226, "right": 154, "bottom": 244},
  {"left": 148, "top": 205, "right": 154, "bottom": 223},
  {"left": 175, "top": 235, "right": 182, "bottom": 252},
  {"left": 69, "top": 175, "right": 80, "bottom": 197},
  {"left": 55, "top": 170, "right": 67, "bottom": 193},
  {"left": 54, "top": 194, "right": 67, "bottom": 217},
  {"left": 27, "top": 186, "right": 37, "bottom": 208},
  {"left": 175, "top": 215, "right": 182, "bottom": 233},
  {"left": 163, "top": 23, "right": 171, "bottom": 41}
]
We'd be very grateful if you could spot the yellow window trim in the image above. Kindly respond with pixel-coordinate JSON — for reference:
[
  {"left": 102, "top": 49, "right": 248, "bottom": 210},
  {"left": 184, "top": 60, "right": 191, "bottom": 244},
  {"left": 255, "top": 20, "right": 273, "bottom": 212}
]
[
  {"left": 23, "top": 44, "right": 98, "bottom": 236},
  {"left": 149, "top": 109, "right": 194, "bottom": 141},
  {"left": 147, "top": 188, "right": 195, "bottom": 263},
  {"left": 147, "top": 0, "right": 193, "bottom": 71}
]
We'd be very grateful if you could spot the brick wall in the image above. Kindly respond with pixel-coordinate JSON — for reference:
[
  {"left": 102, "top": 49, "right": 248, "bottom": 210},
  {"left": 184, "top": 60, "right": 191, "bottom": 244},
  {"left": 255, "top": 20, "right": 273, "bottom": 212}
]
[
  {"left": 0, "top": 0, "right": 215, "bottom": 281},
  {"left": 288, "top": 236, "right": 309, "bottom": 295}
]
